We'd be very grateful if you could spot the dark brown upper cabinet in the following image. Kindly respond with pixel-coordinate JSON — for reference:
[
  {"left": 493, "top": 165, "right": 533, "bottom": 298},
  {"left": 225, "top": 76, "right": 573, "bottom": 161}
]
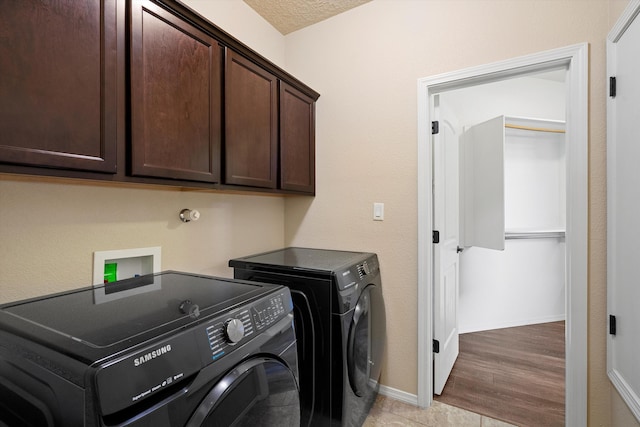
[
  {"left": 129, "top": 0, "right": 222, "bottom": 182},
  {"left": 224, "top": 50, "right": 278, "bottom": 189},
  {"left": 0, "top": 0, "right": 118, "bottom": 173},
  {"left": 280, "top": 82, "right": 316, "bottom": 193},
  {"left": 0, "top": 0, "right": 319, "bottom": 194}
]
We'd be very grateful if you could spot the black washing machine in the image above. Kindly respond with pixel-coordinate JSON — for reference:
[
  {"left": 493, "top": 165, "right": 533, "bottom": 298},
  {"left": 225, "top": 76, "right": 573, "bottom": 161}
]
[
  {"left": 0, "top": 271, "right": 300, "bottom": 426},
  {"left": 229, "top": 247, "right": 386, "bottom": 427}
]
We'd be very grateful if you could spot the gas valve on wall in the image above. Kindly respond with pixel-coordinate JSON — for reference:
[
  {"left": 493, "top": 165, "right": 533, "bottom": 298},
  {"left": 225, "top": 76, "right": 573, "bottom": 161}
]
[{"left": 179, "top": 209, "right": 200, "bottom": 223}]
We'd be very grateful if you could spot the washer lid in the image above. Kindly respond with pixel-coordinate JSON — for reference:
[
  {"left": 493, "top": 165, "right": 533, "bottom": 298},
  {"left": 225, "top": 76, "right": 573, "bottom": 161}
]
[{"left": 0, "top": 272, "right": 266, "bottom": 349}]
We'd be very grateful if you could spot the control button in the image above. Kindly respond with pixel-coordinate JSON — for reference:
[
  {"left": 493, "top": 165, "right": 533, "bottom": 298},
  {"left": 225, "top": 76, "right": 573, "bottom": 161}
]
[
  {"left": 363, "top": 261, "right": 371, "bottom": 275},
  {"left": 224, "top": 318, "right": 245, "bottom": 344}
]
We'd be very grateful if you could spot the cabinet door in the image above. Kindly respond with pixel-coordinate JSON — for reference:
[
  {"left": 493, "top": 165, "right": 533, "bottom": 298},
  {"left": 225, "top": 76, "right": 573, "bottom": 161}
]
[
  {"left": 280, "top": 83, "right": 316, "bottom": 193},
  {"left": 0, "top": 0, "right": 117, "bottom": 173},
  {"left": 225, "top": 51, "right": 278, "bottom": 188},
  {"left": 130, "top": 0, "right": 222, "bottom": 182}
]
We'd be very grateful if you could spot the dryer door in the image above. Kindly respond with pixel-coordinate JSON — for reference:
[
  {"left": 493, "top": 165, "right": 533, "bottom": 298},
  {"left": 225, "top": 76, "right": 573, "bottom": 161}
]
[
  {"left": 347, "top": 285, "right": 373, "bottom": 397},
  {"left": 186, "top": 357, "right": 300, "bottom": 427},
  {"left": 347, "top": 283, "right": 385, "bottom": 398}
]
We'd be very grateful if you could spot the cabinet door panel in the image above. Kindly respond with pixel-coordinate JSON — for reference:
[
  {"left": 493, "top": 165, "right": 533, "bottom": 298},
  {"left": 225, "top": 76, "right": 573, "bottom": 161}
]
[
  {"left": 130, "top": 0, "right": 221, "bottom": 182},
  {"left": 0, "top": 0, "right": 117, "bottom": 173},
  {"left": 280, "top": 83, "right": 315, "bottom": 193},
  {"left": 225, "top": 51, "right": 278, "bottom": 188}
]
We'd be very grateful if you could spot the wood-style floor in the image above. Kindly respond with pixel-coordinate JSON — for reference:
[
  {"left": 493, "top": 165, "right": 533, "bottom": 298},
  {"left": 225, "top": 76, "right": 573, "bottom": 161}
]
[{"left": 434, "top": 321, "right": 565, "bottom": 427}]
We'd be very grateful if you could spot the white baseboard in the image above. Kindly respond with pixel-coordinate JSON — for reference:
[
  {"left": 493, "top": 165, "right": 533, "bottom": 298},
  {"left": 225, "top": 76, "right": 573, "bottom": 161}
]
[
  {"left": 609, "top": 369, "right": 640, "bottom": 423},
  {"left": 460, "top": 314, "right": 566, "bottom": 334},
  {"left": 378, "top": 384, "right": 418, "bottom": 406}
]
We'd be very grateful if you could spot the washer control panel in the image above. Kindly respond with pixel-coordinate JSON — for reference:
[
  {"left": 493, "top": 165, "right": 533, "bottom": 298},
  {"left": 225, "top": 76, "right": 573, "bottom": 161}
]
[
  {"left": 252, "top": 293, "right": 287, "bottom": 331},
  {"left": 94, "top": 286, "right": 292, "bottom": 417},
  {"left": 203, "top": 289, "right": 291, "bottom": 363},
  {"left": 205, "top": 309, "right": 254, "bottom": 361},
  {"left": 224, "top": 318, "right": 245, "bottom": 343}
]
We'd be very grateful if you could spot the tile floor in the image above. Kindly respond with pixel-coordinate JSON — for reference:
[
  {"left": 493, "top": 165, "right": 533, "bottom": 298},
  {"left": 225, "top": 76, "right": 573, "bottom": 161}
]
[{"left": 364, "top": 395, "right": 517, "bottom": 427}]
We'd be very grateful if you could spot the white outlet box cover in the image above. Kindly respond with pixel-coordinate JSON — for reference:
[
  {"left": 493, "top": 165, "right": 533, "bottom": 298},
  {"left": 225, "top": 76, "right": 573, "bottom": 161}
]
[{"left": 93, "top": 246, "right": 162, "bottom": 286}]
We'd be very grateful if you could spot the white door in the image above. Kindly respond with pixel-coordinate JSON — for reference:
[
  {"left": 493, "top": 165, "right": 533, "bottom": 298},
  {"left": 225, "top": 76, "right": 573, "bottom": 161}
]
[
  {"left": 432, "top": 100, "right": 460, "bottom": 395},
  {"left": 607, "top": 1, "right": 640, "bottom": 420},
  {"left": 419, "top": 45, "right": 588, "bottom": 424},
  {"left": 460, "top": 116, "right": 506, "bottom": 251}
]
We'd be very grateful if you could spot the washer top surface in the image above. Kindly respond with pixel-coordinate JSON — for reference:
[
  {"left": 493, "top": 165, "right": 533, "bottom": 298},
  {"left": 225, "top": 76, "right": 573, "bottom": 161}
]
[
  {"left": 0, "top": 271, "right": 268, "bottom": 349},
  {"left": 231, "top": 247, "right": 373, "bottom": 272}
]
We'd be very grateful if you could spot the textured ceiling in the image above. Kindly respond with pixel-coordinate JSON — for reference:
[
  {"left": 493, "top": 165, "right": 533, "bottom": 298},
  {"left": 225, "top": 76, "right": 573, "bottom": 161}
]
[{"left": 243, "top": 0, "right": 372, "bottom": 35}]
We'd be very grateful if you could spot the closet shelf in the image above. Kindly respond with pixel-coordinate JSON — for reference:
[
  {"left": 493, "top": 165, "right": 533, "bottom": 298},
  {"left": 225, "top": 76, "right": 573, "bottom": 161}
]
[
  {"left": 504, "top": 123, "right": 565, "bottom": 134},
  {"left": 504, "top": 116, "right": 566, "bottom": 134},
  {"left": 505, "top": 229, "right": 566, "bottom": 240}
]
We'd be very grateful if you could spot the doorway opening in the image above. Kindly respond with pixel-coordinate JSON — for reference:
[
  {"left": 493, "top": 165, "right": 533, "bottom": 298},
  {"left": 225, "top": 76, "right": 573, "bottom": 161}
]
[
  {"left": 432, "top": 71, "right": 567, "bottom": 426},
  {"left": 417, "top": 44, "right": 588, "bottom": 427}
]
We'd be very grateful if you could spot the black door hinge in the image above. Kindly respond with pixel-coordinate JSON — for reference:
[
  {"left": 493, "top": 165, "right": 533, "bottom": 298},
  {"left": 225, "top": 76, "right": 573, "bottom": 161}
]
[
  {"left": 433, "top": 230, "right": 440, "bottom": 244},
  {"left": 432, "top": 121, "right": 439, "bottom": 134},
  {"left": 433, "top": 339, "right": 440, "bottom": 353},
  {"left": 610, "top": 76, "right": 617, "bottom": 98},
  {"left": 609, "top": 314, "right": 617, "bottom": 335}
]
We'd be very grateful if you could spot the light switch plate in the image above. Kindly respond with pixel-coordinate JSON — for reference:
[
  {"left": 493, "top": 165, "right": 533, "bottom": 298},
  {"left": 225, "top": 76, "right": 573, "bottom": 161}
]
[{"left": 373, "top": 202, "right": 384, "bottom": 221}]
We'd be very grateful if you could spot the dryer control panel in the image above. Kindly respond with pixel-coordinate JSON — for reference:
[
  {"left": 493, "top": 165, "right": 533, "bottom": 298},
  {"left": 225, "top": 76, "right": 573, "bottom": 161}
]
[
  {"left": 335, "top": 255, "right": 380, "bottom": 291},
  {"left": 334, "top": 255, "right": 381, "bottom": 313}
]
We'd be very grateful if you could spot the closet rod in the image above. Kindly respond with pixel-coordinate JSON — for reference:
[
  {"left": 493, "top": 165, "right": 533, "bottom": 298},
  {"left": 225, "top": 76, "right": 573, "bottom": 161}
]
[
  {"left": 505, "top": 123, "right": 565, "bottom": 134},
  {"left": 505, "top": 230, "right": 566, "bottom": 240}
]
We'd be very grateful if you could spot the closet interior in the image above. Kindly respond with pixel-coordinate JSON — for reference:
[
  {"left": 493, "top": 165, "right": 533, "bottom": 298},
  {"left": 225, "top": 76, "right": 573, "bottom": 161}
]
[
  {"left": 434, "top": 68, "right": 568, "bottom": 427},
  {"left": 459, "top": 115, "right": 566, "bottom": 333}
]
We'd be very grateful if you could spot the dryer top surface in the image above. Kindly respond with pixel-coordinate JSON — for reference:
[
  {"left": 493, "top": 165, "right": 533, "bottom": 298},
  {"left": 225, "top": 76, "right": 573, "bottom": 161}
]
[{"left": 230, "top": 247, "right": 374, "bottom": 273}]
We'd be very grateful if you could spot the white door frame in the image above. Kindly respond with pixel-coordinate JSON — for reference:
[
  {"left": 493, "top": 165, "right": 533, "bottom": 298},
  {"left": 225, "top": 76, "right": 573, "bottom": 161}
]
[{"left": 417, "top": 43, "right": 588, "bottom": 426}]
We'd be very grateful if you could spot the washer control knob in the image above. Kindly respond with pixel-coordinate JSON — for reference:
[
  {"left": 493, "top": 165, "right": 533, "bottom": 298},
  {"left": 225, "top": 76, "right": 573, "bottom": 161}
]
[{"left": 224, "top": 318, "right": 245, "bottom": 344}]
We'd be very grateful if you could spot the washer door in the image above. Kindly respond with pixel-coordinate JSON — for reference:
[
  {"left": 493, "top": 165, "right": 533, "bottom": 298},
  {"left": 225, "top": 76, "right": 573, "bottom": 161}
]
[{"left": 186, "top": 357, "right": 300, "bottom": 427}]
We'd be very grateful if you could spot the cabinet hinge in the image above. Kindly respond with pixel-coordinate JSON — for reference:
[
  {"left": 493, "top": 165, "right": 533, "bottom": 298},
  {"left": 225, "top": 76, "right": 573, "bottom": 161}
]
[
  {"left": 432, "top": 121, "right": 439, "bottom": 135},
  {"left": 609, "top": 314, "right": 617, "bottom": 335},
  {"left": 433, "top": 230, "right": 440, "bottom": 244},
  {"left": 610, "top": 76, "right": 617, "bottom": 98},
  {"left": 433, "top": 339, "right": 440, "bottom": 353}
]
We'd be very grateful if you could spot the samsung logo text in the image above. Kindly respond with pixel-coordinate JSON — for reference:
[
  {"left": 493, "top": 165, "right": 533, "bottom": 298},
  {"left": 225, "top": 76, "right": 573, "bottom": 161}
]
[{"left": 134, "top": 345, "right": 172, "bottom": 367}]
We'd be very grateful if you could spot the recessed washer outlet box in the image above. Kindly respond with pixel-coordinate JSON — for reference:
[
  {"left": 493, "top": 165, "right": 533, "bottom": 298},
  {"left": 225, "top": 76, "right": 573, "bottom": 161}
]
[{"left": 93, "top": 247, "right": 161, "bottom": 286}]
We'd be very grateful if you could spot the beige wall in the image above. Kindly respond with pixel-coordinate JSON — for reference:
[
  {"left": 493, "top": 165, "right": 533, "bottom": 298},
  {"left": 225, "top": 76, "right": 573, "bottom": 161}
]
[
  {"left": 0, "top": 176, "right": 285, "bottom": 302},
  {"left": 0, "top": 0, "right": 288, "bottom": 302},
  {"left": 282, "top": 0, "right": 633, "bottom": 425}
]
